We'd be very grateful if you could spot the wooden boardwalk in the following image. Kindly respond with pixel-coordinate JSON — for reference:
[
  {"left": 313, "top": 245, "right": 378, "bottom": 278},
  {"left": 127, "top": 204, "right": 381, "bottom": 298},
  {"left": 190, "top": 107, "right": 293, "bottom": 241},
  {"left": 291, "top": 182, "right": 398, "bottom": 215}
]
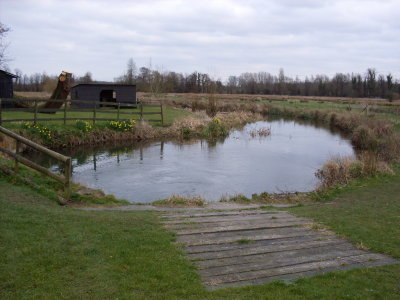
[{"left": 161, "top": 209, "right": 397, "bottom": 290}]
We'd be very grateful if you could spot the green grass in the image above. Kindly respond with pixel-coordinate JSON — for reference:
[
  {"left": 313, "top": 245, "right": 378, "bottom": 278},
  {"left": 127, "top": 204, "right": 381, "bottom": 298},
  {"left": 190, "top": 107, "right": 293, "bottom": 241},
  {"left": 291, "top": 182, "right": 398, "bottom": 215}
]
[
  {"left": 2, "top": 105, "right": 190, "bottom": 127},
  {"left": 288, "top": 171, "right": 400, "bottom": 260},
  {"left": 0, "top": 159, "right": 129, "bottom": 206},
  {"left": 1, "top": 176, "right": 400, "bottom": 299},
  {"left": 263, "top": 99, "right": 400, "bottom": 125}
]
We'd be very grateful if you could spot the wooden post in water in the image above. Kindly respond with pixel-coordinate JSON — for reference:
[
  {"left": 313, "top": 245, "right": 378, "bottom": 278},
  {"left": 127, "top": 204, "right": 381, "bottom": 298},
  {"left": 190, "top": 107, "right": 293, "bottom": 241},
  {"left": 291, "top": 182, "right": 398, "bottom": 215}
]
[
  {"left": 64, "top": 157, "right": 71, "bottom": 200},
  {"left": 160, "top": 103, "right": 164, "bottom": 125},
  {"left": 14, "top": 140, "right": 20, "bottom": 172},
  {"left": 140, "top": 102, "right": 144, "bottom": 121},
  {"left": 34, "top": 99, "right": 38, "bottom": 125}
]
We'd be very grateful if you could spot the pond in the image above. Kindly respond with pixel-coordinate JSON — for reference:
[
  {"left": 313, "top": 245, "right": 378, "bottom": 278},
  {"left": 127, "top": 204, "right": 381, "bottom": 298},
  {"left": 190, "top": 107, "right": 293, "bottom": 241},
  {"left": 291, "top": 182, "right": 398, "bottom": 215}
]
[{"left": 34, "top": 119, "right": 356, "bottom": 203}]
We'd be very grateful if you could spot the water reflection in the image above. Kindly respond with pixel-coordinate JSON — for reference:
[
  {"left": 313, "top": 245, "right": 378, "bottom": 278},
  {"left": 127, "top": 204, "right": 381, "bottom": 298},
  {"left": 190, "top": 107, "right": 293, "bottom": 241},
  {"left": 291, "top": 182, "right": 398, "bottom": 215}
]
[{"left": 25, "top": 119, "right": 355, "bottom": 203}]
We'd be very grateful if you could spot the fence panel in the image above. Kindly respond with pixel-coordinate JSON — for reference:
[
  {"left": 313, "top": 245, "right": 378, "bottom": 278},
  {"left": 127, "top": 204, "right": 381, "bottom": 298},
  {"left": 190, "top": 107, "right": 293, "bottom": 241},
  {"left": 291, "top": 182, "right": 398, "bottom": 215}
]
[{"left": 0, "top": 98, "right": 164, "bottom": 125}]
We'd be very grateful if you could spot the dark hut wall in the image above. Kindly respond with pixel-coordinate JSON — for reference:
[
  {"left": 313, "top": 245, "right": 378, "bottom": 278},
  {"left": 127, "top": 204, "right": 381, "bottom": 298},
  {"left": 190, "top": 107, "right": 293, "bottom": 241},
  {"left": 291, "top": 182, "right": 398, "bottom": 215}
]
[
  {"left": 0, "top": 71, "right": 15, "bottom": 98},
  {"left": 71, "top": 84, "right": 137, "bottom": 108}
]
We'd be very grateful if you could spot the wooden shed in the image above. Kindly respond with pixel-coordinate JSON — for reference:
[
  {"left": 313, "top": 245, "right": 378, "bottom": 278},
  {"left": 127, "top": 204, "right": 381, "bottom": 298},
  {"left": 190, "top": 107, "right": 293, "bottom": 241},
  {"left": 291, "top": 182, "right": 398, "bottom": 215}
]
[
  {"left": 0, "top": 69, "right": 18, "bottom": 99},
  {"left": 70, "top": 84, "right": 137, "bottom": 108}
]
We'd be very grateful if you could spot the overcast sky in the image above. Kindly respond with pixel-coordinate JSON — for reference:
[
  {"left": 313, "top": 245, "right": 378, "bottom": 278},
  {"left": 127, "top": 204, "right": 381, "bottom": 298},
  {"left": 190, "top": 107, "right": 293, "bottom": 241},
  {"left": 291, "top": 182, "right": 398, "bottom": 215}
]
[{"left": 1, "top": 0, "right": 399, "bottom": 81}]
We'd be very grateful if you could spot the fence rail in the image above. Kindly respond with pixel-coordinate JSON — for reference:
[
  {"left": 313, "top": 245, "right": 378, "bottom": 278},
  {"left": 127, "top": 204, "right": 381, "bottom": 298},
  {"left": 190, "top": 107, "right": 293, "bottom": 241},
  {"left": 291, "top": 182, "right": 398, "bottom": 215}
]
[
  {"left": 0, "top": 126, "right": 72, "bottom": 200},
  {"left": 0, "top": 98, "right": 164, "bottom": 125}
]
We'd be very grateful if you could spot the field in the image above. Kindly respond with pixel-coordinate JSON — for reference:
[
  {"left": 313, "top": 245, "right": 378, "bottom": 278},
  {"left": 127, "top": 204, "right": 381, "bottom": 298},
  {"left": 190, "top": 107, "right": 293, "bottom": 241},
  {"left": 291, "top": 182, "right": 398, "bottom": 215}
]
[
  {"left": 1, "top": 92, "right": 400, "bottom": 299},
  {"left": 1, "top": 168, "right": 399, "bottom": 299}
]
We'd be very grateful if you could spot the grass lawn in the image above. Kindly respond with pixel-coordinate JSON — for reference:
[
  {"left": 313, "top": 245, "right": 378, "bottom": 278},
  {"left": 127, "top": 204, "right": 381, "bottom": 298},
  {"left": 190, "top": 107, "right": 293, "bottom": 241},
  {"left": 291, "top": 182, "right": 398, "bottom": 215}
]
[
  {"left": 1, "top": 105, "right": 191, "bottom": 127},
  {"left": 289, "top": 172, "right": 400, "bottom": 260},
  {"left": 1, "top": 174, "right": 399, "bottom": 299},
  {"left": 262, "top": 99, "right": 400, "bottom": 125},
  {"left": 1, "top": 94, "right": 400, "bottom": 298}
]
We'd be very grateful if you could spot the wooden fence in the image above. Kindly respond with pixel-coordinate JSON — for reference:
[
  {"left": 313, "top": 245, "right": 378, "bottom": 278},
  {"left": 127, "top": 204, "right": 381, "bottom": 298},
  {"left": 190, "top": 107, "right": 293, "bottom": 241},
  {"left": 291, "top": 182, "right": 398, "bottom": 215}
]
[
  {"left": 0, "top": 126, "right": 72, "bottom": 199},
  {"left": 0, "top": 98, "right": 164, "bottom": 125}
]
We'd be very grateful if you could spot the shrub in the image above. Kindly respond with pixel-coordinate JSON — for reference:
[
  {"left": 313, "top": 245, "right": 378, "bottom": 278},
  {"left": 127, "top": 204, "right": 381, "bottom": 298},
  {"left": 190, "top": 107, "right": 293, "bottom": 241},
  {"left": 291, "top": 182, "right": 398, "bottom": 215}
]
[
  {"left": 220, "top": 193, "right": 250, "bottom": 203},
  {"left": 316, "top": 155, "right": 393, "bottom": 189},
  {"left": 22, "top": 122, "right": 52, "bottom": 143},
  {"left": 75, "top": 120, "right": 92, "bottom": 133},
  {"left": 203, "top": 118, "right": 227, "bottom": 138},
  {"left": 315, "top": 156, "right": 356, "bottom": 189},
  {"left": 107, "top": 120, "right": 136, "bottom": 132},
  {"left": 206, "top": 92, "right": 217, "bottom": 117},
  {"left": 351, "top": 125, "right": 377, "bottom": 150},
  {"left": 191, "top": 99, "right": 200, "bottom": 112},
  {"left": 153, "top": 194, "right": 206, "bottom": 207}
]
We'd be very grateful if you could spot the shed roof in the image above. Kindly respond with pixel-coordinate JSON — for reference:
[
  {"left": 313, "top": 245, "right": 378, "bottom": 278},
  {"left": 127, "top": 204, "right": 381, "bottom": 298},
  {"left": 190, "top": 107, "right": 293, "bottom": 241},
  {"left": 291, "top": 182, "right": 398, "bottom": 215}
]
[
  {"left": 72, "top": 83, "right": 136, "bottom": 88},
  {"left": 0, "top": 69, "right": 18, "bottom": 78}
]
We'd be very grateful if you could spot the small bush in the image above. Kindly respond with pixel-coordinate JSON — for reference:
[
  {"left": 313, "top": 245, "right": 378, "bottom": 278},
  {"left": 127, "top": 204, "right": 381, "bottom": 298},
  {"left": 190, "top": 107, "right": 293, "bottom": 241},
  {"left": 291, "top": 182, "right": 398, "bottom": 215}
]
[
  {"left": 191, "top": 99, "right": 199, "bottom": 112},
  {"left": 316, "top": 156, "right": 393, "bottom": 189},
  {"left": 248, "top": 127, "right": 271, "bottom": 137},
  {"left": 180, "top": 127, "right": 191, "bottom": 138},
  {"left": 351, "top": 125, "right": 377, "bottom": 150},
  {"left": 203, "top": 118, "right": 227, "bottom": 138},
  {"left": 107, "top": 120, "right": 136, "bottom": 132},
  {"left": 206, "top": 93, "right": 217, "bottom": 117},
  {"left": 220, "top": 193, "right": 250, "bottom": 203},
  {"left": 22, "top": 122, "right": 52, "bottom": 143},
  {"left": 75, "top": 120, "right": 92, "bottom": 133},
  {"left": 153, "top": 194, "right": 206, "bottom": 207}
]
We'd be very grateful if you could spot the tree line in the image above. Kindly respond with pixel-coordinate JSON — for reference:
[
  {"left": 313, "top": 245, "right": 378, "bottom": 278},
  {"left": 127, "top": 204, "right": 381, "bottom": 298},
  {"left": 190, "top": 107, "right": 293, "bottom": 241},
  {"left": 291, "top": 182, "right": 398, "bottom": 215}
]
[{"left": 12, "top": 59, "right": 400, "bottom": 101}]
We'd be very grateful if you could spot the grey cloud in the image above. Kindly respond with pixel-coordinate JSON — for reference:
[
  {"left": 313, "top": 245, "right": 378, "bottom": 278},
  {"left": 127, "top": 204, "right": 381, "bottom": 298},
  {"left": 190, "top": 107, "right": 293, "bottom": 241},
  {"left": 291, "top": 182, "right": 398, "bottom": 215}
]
[{"left": 1, "top": 0, "right": 399, "bottom": 80}]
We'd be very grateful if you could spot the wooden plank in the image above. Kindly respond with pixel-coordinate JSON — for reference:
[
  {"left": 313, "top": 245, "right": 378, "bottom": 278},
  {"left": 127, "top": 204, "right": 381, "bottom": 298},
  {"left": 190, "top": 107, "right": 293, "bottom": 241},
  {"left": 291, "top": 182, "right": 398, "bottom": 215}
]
[
  {"left": 203, "top": 253, "right": 389, "bottom": 286},
  {"left": 177, "top": 227, "right": 324, "bottom": 247},
  {"left": 37, "top": 108, "right": 62, "bottom": 113},
  {"left": 195, "top": 242, "right": 355, "bottom": 269},
  {"left": 166, "top": 217, "right": 310, "bottom": 230},
  {"left": 174, "top": 220, "right": 307, "bottom": 235},
  {"left": 0, "top": 145, "right": 67, "bottom": 184},
  {"left": 165, "top": 216, "right": 298, "bottom": 228},
  {"left": 210, "top": 258, "right": 398, "bottom": 289},
  {"left": 162, "top": 209, "right": 280, "bottom": 218},
  {"left": 162, "top": 213, "right": 294, "bottom": 224},
  {"left": 0, "top": 126, "right": 70, "bottom": 162},
  {"left": 199, "top": 248, "right": 365, "bottom": 277},
  {"left": 2, "top": 108, "right": 34, "bottom": 112},
  {"left": 185, "top": 234, "right": 336, "bottom": 254},
  {"left": 188, "top": 238, "right": 344, "bottom": 261}
]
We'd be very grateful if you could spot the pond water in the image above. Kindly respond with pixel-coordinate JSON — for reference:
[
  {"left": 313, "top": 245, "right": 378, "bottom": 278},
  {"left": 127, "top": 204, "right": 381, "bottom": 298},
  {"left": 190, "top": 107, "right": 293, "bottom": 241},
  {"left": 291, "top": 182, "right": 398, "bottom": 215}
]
[{"left": 36, "top": 119, "right": 356, "bottom": 203}]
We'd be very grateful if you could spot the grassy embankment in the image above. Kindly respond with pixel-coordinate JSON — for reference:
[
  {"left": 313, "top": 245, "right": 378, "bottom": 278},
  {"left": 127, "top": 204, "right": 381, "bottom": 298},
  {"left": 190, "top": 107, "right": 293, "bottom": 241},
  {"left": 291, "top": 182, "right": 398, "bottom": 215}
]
[
  {"left": 2, "top": 97, "right": 262, "bottom": 148},
  {"left": 1, "top": 93, "right": 400, "bottom": 298},
  {"left": 1, "top": 168, "right": 400, "bottom": 299}
]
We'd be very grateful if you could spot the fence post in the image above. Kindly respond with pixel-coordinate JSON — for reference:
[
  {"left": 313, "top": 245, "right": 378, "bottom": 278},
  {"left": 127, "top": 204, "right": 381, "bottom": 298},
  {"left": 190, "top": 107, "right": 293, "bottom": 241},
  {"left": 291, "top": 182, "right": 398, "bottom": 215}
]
[
  {"left": 93, "top": 102, "right": 97, "bottom": 125},
  {"left": 140, "top": 102, "right": 143, "bottom": 121},
  {"left": 160, "top": 103, "right": 164, "bottom": 126},
  {"left": 117, "top": 102, "right": 120, "bottom": 121},
  {"left": 63, "top": 99, "right": 67, "bottom": 125},
  {"left": 0, "top": 99, "right": 2, "bottom": 126},
  {"left": 34, "top": 99, "right": 38, "bottom": 125},
  {"left": 64, "top": 157, "right": 71, "bottom": 200},
  {"left": 14, "top": 140, "right": 20, "bottom": 172}
]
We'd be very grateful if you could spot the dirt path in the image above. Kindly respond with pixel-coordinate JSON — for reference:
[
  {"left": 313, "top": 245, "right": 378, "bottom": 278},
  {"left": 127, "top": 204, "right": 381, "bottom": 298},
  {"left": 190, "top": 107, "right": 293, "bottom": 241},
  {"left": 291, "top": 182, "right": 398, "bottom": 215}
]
[{"left": 161, "top": 208, "right": 397, "bottom": 290}]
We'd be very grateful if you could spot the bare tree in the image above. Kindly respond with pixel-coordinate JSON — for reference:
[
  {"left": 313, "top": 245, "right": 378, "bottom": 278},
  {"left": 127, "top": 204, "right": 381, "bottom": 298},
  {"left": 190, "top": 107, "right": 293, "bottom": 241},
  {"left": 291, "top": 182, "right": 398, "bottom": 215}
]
[
  {"left": 366, "top": 68, "right": 377, "bottom": 97},
  {"left": 125, "top": 58, "right": 137, "bottom": 84},
  {"left": 80, "top": 72, "right": 93, "bottom": 84},
  {"left": 278, "top": 68, "right": 287, "bottom": 95},
  {"left": 0, "top": 22, "right": 11, "bottom": 68}
]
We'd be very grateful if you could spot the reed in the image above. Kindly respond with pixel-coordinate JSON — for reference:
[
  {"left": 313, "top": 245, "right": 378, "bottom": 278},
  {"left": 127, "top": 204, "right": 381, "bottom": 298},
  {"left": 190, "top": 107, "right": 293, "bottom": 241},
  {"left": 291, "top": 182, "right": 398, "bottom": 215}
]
[{"left": 152, "top": 194, "right": 206, "bottom": 207}]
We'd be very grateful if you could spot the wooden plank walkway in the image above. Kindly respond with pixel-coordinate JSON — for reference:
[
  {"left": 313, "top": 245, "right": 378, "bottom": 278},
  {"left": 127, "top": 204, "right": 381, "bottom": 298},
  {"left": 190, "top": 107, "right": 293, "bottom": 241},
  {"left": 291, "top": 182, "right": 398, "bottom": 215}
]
[{"left": 161, "top": 209, "right": 397, "bottom": 290}]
